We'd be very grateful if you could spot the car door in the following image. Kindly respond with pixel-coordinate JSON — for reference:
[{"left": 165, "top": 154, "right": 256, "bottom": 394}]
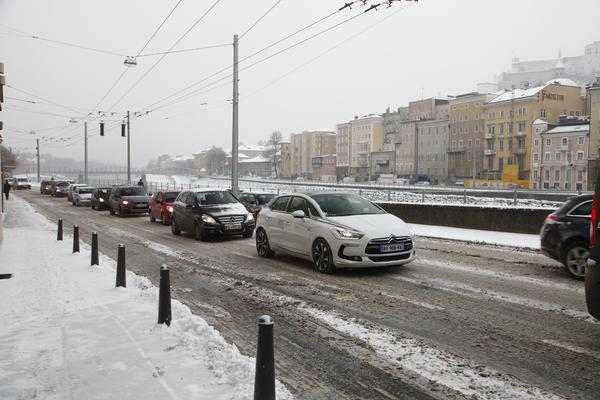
[
  {"left": 282, "top": 196, "right": 314, "bottom": 255},
  {"left": 263, "top": 196, "right": 291, "bottom": 247},
  {"left": 173, "top": 192, "right": 187, "bottom": 228},
  {"left": 150, "top": 193, "right": 161, "bottom": 218},
  {"left": 110, "top": 188, "right": 120, "bottom": 211},
  {"left": 564, "top": 199, "right": 593, "bottom": 241}
]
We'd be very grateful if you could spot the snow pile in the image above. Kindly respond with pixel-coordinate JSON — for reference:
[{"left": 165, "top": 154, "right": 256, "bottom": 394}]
[{"left": 0, "top": 197, "right": 292, "bottom": 400}]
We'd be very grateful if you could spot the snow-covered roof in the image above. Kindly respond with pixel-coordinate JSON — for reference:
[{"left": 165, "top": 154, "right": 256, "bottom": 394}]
[
  {"left": 532, "top": 119, "right": 548, "bottom": 125},
  {"left": 545, "top": 124, "right": 589, "bottom": 134},
  {"left": 487, "top": 85, "right": 545, "bottom": 104},
  {"left": 172, "top": 155, "right": 194, "bottom": 161},
  {"left": 239, "top": 156, "right": 270, "bottom": 163},
  {"left": 546, "top": 78, "right": 579, "bottom": 87},
  {"left": 238, "top": 144, "right": 268, "bottom": 152}
]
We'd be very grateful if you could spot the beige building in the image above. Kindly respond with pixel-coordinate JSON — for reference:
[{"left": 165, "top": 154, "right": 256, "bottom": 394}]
[
  {"left": 348, "top": 114, "right": 383, "bottom": 181},
  {"left": 448, "top": 92, "right": 494, "bottom": 181},
  {"left": 483, "top": 79, "right": 586, "bottom": 186},
  {"left": 395, "top": 120, "right": 418, "bottom": 176},
  {"left": 279, "top": 141, "right": 292, "bottom": 179},
  {"left": 417, "top": 118, "right": 450, "bottom": 184},
  {"left": 587, "top": 80, "right": 600, "bottom": 188},
  {"left": 289, "top": 130, "right": 336, "bottom": 179},
  {"left": 532, "top": 117, "right": 590, "bottom": 190},
  {"left": 335, "top": 122, "right": 351, "bottom": 179},
  {"left": 409, "top": 98, "right": 449, "bottom": 120}
]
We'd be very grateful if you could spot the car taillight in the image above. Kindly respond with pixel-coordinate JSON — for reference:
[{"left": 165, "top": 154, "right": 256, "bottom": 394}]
[
  {"left": 544, "top": 214, "right": 560, "bottom": 225},
  {"left": 591, "top": 193, "right": 599, "bottom": 248}
]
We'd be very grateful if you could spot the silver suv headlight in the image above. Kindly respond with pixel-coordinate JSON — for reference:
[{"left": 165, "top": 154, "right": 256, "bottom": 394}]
[
  {"left": 202, "top": 214, "right": 217, "bottom": 224},
  {"left": 246, "top": 213, "right": 254, "bottom": 222},
  {"left": 330, "top": 227, "right": 364, "bottom": 240}
]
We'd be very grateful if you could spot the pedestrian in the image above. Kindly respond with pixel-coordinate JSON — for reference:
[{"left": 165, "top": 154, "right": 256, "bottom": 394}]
[
  {"left": 137, "top": 178, "right": 144, "bottom": 187},
  {"left": 3, "top": 179, "right": 11, "bottom": 200}
]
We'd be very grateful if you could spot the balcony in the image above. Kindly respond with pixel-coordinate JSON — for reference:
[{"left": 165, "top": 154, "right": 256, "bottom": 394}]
[
  {"left": 447, "top": 147, "right": 466, "bottom": 153},
  {"left": 484, "top": 149, "right": 496, "bottom": 156},
  {"left": 556, "top": 144, "right": 568, "bottom": 151},
  {"left": 512, "top": 148, "right": 527, "bottom": 155},
  {"left": 516, "top": 131, "right": 526, "bottom": 137},
  {"left": 484, "top": 133, "right": 495, "bottom": 139}
]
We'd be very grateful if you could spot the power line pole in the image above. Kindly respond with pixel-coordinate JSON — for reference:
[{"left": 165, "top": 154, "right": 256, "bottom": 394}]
[
  {"left": 84, "top": 121, "right": 88, "bottom": 184},
  {"left": 127, "top": 110, "right": 131, "bottom": 184},
  {"left": 36, "top": 138, "right": 40, "bottom": 182},
  {"left": 231, "top": 34, "right": 239, "bottom": 194}
]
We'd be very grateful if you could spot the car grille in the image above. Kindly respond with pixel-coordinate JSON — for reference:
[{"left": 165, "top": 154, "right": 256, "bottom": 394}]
[
  {"left": 216, "top": 215, "right": 246, "bottom": 226},
  {"left": 365, "top": 235, "right": 413, "bottom": 255},
  {"left": 368, "top": 253, "right": 412, "bottom": 263}
]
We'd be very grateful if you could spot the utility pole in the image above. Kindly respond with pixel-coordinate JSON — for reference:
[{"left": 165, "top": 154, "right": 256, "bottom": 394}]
[
  {"left": 231, "top": 34, "right": 239, "bottom": 194},
  {"left": 127, "top": 110, "right": 131, "bottom": 184},
  {"left": 36, "top": 138, "right": 40, "bottom": 182},
  {"left": 84, "top": 121, "right": 88, "bottom": 184}
]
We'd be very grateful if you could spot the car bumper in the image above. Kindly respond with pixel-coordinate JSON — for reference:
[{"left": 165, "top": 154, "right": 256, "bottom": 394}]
[
  {"left": 121, "top": 206, "right": 148, "bottom": 214},
  {"left": 202, "top": 221, "right": 255, "bottom": 236},
  {"left": 332, "top": 239, "right": 416, "bottom": 268},
  {"left": 77, "top": 200, "right": 92, "bottom": 206}
]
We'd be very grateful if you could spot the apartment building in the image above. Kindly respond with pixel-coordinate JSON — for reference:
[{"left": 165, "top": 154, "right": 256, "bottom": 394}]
[
  {"left": 279, "top": 141, "right": 292, "bottom": 179},
  {"left": 348, "top": 115, "right": 383, "bottom": 181},
  {"left": 483, "top": 79, "right": 586, "bottom": 186},
  {"left": 533, "top": 116, "right": 590, "bottom": 190},
  {"left": 335, "top": 122, "right": 351, "bottom": 179},
  {"left": 395, "top": 120, "right": 418, "bottom": 176},
  {"left": 409, "top": 98, "right": 449, "bottom": 121},
  {"left": 289, "top": 130, "right": 336, "bottom": 179},
  {"left": 417, "top": 118, "right": 450, "bottom": 184},
  {"left": 448, "top": 92, "right": 494, "bottom": 181}
]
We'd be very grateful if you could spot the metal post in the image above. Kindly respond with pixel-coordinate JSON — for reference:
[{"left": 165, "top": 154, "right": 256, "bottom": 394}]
[
  {"left": 513, "top": 189, "right": 517, "bottom": 205},
  {"left": 36, "top": 138, "right": 40, "bottom": 182},
  {"left": 463, "top": 189, "right": 467, "bottom": 204},
  {"left": 57, "top": 219, "right": 63, "bottom": 241},
  {"left": 158, "top": 266, "right": 172, "bottom": 326},
  {"left": 254, "top": 315, "right": 275, "bottom": 400},
  {"left": 116, "top": 244, "right": 126, "bottom": 288},
  {"left": 231, "top": 34, "right": 239, "bottom": 195},
  {"left": 73, "top": 225, "right": 80, "bottom": 253},
  {"left": 127, "top": 111, "right": 131, "bottom": 184},
  {"left": 84, "top": 121, "right": 88, "bottom": 184},
  {"left": 91, "top": 232, "right": 99, "bottom": 266}
]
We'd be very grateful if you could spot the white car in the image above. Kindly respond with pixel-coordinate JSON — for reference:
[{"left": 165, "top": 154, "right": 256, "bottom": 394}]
[
  {"left": 72, "top": 186, "right": 94, "bottom": 206},
  {"left": 67, "top": 183, "right": 87, "bottom": 202},
  {"left": 12, "top": 177, "right": 31, "bottom": 190},
  {"left": 255, "top": 192, "right": 416, "bottom": 273}
]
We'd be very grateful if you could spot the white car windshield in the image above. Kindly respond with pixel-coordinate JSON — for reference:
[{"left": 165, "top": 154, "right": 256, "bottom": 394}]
[{"left": 310, "top": 193, "right": 385, "bottom": 217}]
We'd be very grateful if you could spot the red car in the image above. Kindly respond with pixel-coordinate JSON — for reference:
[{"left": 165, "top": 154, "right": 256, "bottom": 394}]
[{"left": 149, "top": 190, "right": 180, "bottom": 225}]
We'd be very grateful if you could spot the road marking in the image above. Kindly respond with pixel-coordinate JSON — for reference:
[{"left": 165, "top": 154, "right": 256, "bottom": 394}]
[
  {"left": 379, "top": 291, "right": 444, "bottom": 311},
  {"left": 541, "top": 339, "right": 600, "bottom": 360},
  {"left": 279, "top": 335, "right": 303, "bottom": 351},
  {"left": 373, "top": 387, "right": 399, "bottom": 400}
]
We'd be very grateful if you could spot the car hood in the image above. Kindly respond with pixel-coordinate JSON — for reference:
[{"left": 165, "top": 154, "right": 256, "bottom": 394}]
[
  {"left": 121, "top": 195, "right": 150, "bottom": 202},
  {"left": 79, "top": 193, "right": 93, "bottom": 199},
  {"left": 202, "top": 203, "right": 247, "bottom": 217},
  {"left": 326, "top": 213, "right": 411, "bottom": 237}
]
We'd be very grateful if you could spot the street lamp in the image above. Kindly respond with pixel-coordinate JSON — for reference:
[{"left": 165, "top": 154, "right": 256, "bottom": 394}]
[{"left": 123, "top": 57, "right": 138, "bottom": 67}]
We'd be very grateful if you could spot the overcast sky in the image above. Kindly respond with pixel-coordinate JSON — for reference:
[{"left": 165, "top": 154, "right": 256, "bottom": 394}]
[{"left": 1, "top": 0, "right": 599, "bottom": 167}]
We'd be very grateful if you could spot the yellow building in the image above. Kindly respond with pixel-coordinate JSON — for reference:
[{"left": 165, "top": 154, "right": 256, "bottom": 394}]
[
  {"left": 348, "top": 114, "right": 383, "bottom": 181},
  {"left": 483, "top": 79, "right": 586, "bottom": 188}
]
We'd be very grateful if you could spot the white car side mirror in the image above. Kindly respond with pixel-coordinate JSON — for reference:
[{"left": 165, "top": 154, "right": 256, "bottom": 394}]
[{"left": 291, "top": 210, "right": 305, "bottom": 219}]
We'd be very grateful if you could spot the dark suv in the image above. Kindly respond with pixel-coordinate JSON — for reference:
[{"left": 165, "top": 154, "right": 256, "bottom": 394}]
[
  {"left": 50, "top": 181, "right": 70, "bottom": 197},
  {"left": 91, "top": 187, "right": 112, "bottom": 210},
  {"left": 540, "top": 193, "right": 592, "bottom": 280},
  {"left": 108, "top": 185, "right": 150, "bottom": 217},
  {"left": 171, "top": 189, "right": 255, "bottom": 240},
  {"left": 237, "top": 192, "right": 277, "bottom": 218},
  {"left": 40, "top": 180, "right": 54, "bottom": 194}
]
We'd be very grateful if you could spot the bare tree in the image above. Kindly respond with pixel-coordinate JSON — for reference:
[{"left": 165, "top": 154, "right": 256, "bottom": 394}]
[{"left": 265, "top": 131, "right": 282, "bottom": 178}]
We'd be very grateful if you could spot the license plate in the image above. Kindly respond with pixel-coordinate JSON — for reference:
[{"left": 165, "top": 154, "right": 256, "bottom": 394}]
[
  {"left": 380, "top": 243, "right": 404, "bottom": 253},
  {"left": 224, "top": 223, "right": 242, "bottom": 230}
]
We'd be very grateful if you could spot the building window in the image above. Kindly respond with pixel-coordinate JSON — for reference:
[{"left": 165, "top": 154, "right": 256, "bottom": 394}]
[
  {"left": 578, "top": 170, "right": 584, "bottom": 181},
  {"left": 458, "top": 140, "right": 464, "bottom": 148},
  {"left": 546, "top": 138, "right": 551, "bottom": 146},
  {"left": 555, "top": 170, "right": 560, "bottom": 181},
  {"left": 488, "top": 125, "right": 496, "bottom": 134},
  {"left": 534, "top": 138, "right": 539, "bottom": 147},
  {"left": 468, "top": 139, "right": 472, "bottom": 148},
  {"left": 518, "top": 121, "right": 526, "bottom": 133},
  {"left": 577, "top": 151, "right": 584, "bottom": 160},
  {"left": 533, "top": 170, "right": 539, "bottom": 179},
  {"left": 556, "top": 152, "right": 561, "bottom": 161},
  {"left": 488, "top": 112, "right": 496, "bottom": 120},
  {"left": 500, "top": 111, "right": 504, "bottom": 119},
  {"left": 578, "top": 136, "right": 585, "bottom": 145},
  {"left": 499, "top": 140, "right": 504, "bottom": 150},
  {"left": 475, "top": 139, "right": 480, "bottom": 147},
  {"left": 562, "top": 137, "right": 568, "bottom": 146},
  {"left": 534, "top": 153, "right": 539, "bottom": 161},
  {"left": 544, "top": 170, "right": 550, "bottom": 180},
  {"left": 545, "top": 152, "right": 551, "bottom": 161},
  {"left": 541, "top": 109, "right": 547, "bottom": 118}
]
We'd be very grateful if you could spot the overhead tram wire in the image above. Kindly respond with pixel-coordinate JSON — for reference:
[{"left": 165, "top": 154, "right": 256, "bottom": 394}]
[
  {"left": 91, "top": 0, "right": 186, "bottom": 113},
  {"left": 239, "top": 0, "right": 284, "bottom": 40},
  {"left": 139, "top": 1, "right": 374, "bottom": 114},
  {"left": 5, "top": 84, "right": 91, "bottom": 117},
  {"left": 106, "top": 0, "right": 223, "bottom": 111},
  {"left": 136, "top": 43, "right": 231, "bottom": 57},
  {"left": 134, "top": 0, "right": 367, "bottom": 114}
]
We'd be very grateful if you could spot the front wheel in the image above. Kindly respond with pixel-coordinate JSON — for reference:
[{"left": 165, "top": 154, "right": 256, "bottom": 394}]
[
  {"left": 312, "top": 239, "right": 336, "bottom": 274},
  {"left": 256, "top": 229, "right": 274, "bottom": 258},
  {"left": 118, "top": 206, "right": 124, "bottom": 218},
  {"left": 194, "top": 223, "right": 206, "bottom": 241},
  {"left": 171, "top": 217, "right": 181, "bottom": 235},
  {"left": 149, "top": 211, "right": 156, "bottom": 222},
  {"left": 109, "top": 207, "right": 116, "bottom": 215},
  {"left": 563, "top": 241, "right": 588, "bottom": 280},
  {"left": 161, "top": 213, "right": 170, "bottom": 226}
]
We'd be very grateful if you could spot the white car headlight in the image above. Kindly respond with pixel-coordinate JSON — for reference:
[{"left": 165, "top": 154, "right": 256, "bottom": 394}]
[
  {"left": 330, "top": 227, "right": 364, "bottom": 240},
  {"left": 166, "top": 206, "right": 173, "bottom": 212},
  {"left": 99, "top": 198, "right": 104, "bottom": 202},
  {"left": 246, "top": 213, "right": 254, "bottom": 222},
  {"left": 408, "top": 226, "right": 416, "bottom": 239},
  {"left": 202, "top": 214, "right": 217, "bottom": 224},
  {"left": 122, "top": 200, "right": 129, "bottom": 205}
]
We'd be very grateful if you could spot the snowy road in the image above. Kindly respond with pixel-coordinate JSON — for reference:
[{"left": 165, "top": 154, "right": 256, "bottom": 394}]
[{"left": 15, "top": 191, "right": 600, "bottom": 400}]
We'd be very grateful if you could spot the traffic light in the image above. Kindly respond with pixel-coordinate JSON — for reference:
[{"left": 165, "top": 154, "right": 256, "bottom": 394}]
[
  {"left": 100, "top": 121, "right": 104, "bottom": 136},
  {"left": 121, "top": 121, "right": 126, "bottom": 137}
]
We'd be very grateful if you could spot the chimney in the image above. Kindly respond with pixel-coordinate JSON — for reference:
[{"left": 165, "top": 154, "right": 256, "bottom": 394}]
[{"left": 354, "top": 116, "right": 358, "bottom": 120}]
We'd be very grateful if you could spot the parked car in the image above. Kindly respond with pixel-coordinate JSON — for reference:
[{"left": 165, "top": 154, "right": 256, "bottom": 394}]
[
  {"left": 237, "top": 192, "right": 277, "bottom": 218},
  {"left": 40, "top": 179, "right": 54, "bottom": 194},
  {"left": 108, "top": 185, "right": 150, "bottom": 217},
  {"left": 170, "top": 189, "right": 255, "bottom": 240},
  {"left": 11, "top": 177, "right": 31, "bottom": 190},
  {"left": 72, "top": 186, "right": 94, "bottom": 207},
  {"left": 67, "top": 183, "right": 87, "bottom": 202},
  {"left": 540, "top": 193, "right": 592, "bottom": 280},
  {"left": 255, "top": 192, "right": 416, "bottom": 274},
  {"left": 50, "top": 181, "right": 70, "bottom": 197},
  {"left": 586, "top": 171, "right": 600, "bottom": 319},
  {"left": 149, "top": 190, "right": 180, "bottom": 225},
  {"left": 91, "top": 187, "right": 111, "bottom": 210}
]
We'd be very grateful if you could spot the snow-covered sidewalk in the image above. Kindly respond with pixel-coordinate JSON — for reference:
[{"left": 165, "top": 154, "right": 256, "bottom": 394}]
[{"left": 0, "top": 197, "right": 292, "bottom": 400}]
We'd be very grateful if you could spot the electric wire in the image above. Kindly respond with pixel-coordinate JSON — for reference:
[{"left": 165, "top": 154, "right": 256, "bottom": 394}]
[
  {"left": 136, "top": 43, "right": 231, "bottom": 57},
  {"left": 239, "top": 0, "right": 284, "bottom": 40},
  {"left": 6, "top": 84, "right": 91, "bottom": 116}
]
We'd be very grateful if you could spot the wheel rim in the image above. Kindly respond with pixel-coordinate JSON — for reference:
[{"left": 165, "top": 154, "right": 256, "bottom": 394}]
[
  {"left": 313, "top": 241, "right": 330, "bottom": 272},
  {"left": 566, "top": 247, "right": 588, "bottom": 277},
  {"left": 256, "top": 230, "right": 268, "bottom": 256}
]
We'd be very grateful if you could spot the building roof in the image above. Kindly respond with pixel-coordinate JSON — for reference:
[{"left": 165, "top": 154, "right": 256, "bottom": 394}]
[
  {"left": 545, "top": 124, "right": 589, "bottom": 134},
  {"left": 239, "top": 156, "right": 270, "bottom": 163},
  {"left": 488, "top": 79, "right": 581, "bottom": 105},
  {"left": 532, "top": 119, "right": 548, "bottom": 125}
]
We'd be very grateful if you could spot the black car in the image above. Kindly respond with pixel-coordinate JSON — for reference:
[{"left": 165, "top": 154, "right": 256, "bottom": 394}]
[
  {"left": 108, "top": 185, "right": 150, "bottom": 217},
  {"left": 237, "top": 192, "right": 277, "bottom": 218},
  {"left": 91, "top": 187, "right": 111, "bottom": 210},
  {"left": 40, "top": 180, "right": 54, "bottom": 194},
  {"left": 50, "top": 181, "right": 70, "bottom": 197},
  {"left": 586, "top": 171, "right": 600, "bottom": 319},
  {"left": 540, "top": 193, "right": 592, "bottom": 280},
  {"left": 171, "top": 189, "right": 255, "bottom": 240}
]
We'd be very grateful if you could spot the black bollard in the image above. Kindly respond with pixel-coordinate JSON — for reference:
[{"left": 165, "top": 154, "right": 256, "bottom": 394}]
[
  {"left": 254, "top": 315, "right": 275, "bottom": 400},
  {"left": 158, "top": 266, "right": 172, "bottom": 326},
  {"left": 116, "top": 244, "right": 126, "bottom": 288},
  {"left": 91, "top": 232, "right": 99, "bottom": 266},
  {"left": 57, "top": 219, "right": 63, "bottom": 241},
  {"left": 72, "top": 225, "right": 80, "bottom": 253}
]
